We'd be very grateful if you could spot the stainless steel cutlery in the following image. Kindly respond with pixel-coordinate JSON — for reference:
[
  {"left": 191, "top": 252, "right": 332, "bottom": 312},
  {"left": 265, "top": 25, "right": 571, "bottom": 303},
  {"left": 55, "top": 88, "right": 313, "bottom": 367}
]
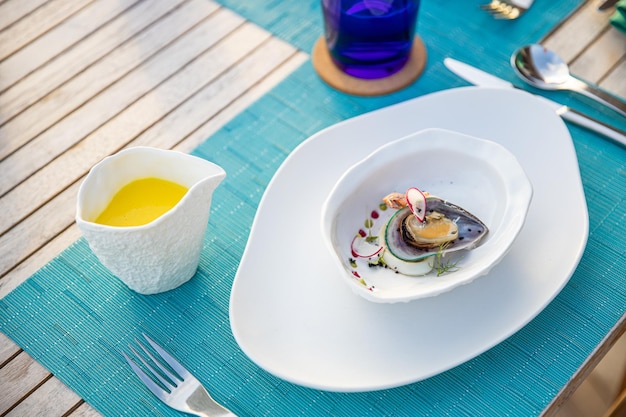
[
  {"left": 124, "top": 334, "right": 237, "bottom": 417},
  {"left": 481, "top": 0, "right": 535, "bottom": 19},
  {"left": 444, "top": 57, "right": 626, "bottom": 148}
]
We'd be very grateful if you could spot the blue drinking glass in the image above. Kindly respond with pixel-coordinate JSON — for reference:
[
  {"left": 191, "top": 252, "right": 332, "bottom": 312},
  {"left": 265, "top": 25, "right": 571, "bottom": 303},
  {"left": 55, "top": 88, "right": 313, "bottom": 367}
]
[{"left": 321, "top": 0, "right": 421, "bottom": 79}]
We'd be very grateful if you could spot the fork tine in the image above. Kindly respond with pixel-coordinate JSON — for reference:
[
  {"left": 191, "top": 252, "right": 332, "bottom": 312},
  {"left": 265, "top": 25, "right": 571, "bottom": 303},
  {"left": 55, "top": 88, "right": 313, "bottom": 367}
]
[
  {"left": 129, "top": 345, "right": 177, "bottom": 390},
  {"left": 123, "top": 351, "right": 171, "bottom": 399},
  {"left": 481, "top": 0, "right": 524, "bottom": 19},
  {"left": 489, "top": 1, "right": 507, "bottom": 13},
  {"left": 494, "top": 7, "right": 520, "bottom": 19},
  {"left": 136, "top": 339, "right": 182, "bottom": 383},
  {"left": 125, "top": 335, "right": 237, "bottom": 416},
  {"left": 142, "top": 333, "right": 191, "bottom": 379}
]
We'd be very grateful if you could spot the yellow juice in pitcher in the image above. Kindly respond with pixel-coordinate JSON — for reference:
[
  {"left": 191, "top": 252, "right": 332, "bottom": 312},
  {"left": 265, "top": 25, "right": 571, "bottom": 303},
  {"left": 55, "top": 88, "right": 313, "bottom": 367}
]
[{"left": 95, "top": 177, "right": 188, "bottom": 227}]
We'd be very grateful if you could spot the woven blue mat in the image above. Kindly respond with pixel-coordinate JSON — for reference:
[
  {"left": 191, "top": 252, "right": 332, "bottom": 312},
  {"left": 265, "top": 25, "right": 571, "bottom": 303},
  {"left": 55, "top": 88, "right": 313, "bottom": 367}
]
[{"left": 3, "top": 1, "right": 626, "bottom": 416}]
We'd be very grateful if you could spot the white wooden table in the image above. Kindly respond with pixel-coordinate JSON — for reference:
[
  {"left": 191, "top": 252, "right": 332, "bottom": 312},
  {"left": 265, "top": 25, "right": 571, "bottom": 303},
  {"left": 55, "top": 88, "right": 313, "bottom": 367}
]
[{"left": 0, "top": 1, "right": 624, "bottom": 415}]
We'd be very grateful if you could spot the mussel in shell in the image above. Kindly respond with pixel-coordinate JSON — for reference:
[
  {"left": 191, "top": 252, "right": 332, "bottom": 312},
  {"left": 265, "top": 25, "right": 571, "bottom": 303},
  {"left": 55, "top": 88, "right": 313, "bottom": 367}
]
[{"left": 384, "top": 196, "right": 488, "bottom": 263}]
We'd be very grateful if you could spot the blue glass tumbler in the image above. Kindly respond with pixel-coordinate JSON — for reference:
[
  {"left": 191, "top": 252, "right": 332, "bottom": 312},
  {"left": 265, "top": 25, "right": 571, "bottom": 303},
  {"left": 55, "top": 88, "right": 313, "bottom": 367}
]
[{"left": 321, "top": 0, "right": 421, "bottom": 79}]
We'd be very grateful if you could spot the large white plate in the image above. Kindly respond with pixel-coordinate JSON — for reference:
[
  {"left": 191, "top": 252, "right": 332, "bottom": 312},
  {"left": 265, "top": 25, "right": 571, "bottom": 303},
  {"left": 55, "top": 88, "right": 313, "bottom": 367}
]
[{"left": 229, "top": 87, "right": 588, "bottom": 392}]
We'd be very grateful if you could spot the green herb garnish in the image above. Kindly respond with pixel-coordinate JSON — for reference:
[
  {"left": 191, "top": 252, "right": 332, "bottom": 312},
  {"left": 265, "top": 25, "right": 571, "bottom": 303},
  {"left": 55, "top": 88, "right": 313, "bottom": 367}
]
[
  {"left": 363, "top": 217, "right": 378, "bottom": 243},
  {"left": 434, "top": 242, "right": 462, "bottom": 277}
]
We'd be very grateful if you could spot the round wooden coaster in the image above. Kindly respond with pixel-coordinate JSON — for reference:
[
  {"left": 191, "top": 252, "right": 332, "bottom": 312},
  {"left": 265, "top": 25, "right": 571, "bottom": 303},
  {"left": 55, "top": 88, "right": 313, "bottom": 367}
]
[{"left": 312, "top": 35, "right": 427, "bottom": 96}]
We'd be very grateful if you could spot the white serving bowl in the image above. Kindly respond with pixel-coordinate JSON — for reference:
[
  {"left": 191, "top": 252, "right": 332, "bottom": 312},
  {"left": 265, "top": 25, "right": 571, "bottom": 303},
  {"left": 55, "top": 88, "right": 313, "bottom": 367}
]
[{"left": 321, "top": 128, "right": 532, "bottom": 303}]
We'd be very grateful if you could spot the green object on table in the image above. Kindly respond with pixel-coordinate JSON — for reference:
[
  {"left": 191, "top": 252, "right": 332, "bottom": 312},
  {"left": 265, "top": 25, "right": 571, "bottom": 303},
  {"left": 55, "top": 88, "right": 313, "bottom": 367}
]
[{"left": 610, "top": 0, "right": 626, "bottom": 32}]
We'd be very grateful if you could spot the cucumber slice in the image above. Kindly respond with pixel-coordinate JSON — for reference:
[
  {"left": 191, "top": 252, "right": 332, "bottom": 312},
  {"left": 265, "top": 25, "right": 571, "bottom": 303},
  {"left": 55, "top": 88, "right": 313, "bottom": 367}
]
[{"left": 384, "top": 207, "right": 435, "bottom": 262}]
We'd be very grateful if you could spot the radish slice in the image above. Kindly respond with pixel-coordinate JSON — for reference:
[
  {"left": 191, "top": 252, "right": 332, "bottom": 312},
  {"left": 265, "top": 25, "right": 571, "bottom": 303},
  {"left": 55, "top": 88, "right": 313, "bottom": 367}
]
[
  {"left": 406, "top": 187, "right": 427, "bottom": 222},
  {"left": 351, "top": 235, "right": 383, "bottom": 258}
]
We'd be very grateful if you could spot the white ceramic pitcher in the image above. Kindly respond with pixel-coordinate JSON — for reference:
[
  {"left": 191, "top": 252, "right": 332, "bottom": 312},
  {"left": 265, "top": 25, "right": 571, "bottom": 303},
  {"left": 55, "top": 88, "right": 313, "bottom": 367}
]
[{"left": 76, "top": 147, "right": 226, "bottom": 294}]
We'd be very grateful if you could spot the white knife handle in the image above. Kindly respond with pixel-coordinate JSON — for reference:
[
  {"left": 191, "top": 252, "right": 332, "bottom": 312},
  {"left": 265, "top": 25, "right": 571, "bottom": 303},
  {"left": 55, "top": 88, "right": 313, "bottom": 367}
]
[{"left": 560, "top": 107, "right": 626, "bottom": 148}]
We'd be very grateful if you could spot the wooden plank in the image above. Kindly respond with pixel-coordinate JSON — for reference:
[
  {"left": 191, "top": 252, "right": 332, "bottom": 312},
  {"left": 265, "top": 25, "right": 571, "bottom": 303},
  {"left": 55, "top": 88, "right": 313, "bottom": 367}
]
[
  {"left": 0, "top": 5, "right": 241, "bottom": 196},
  {"left": 5, "top": 376, "right": 82, "bottom": 417},
  {"left": 570, "top": 27, "right": 626, "bottom": 84},
  {"left": 600, "top": 59, "right": 626, "bottom": 98},
  {"left": 0, "top": 52, "right": 307, "bottom": 298},
  {"left": 543, "top": 1, "right": 611, "bottom": 63},
  {"left": 543, "top": 314, "right": 626, "bottom": 416},
  {"left": 0, "top": 225, "right": 81, "bottom": 299},
  {"left": 0, "top": 332, "right": 20, "bottom": 365},
  {"left": 0, "top": 0, "right": 140, "bottom": 93},
  {"left": 0, "top": 25, "right": 296, "bottom": 278},
  {"left": 0, "top": 21, "right": 263, "bottom": 234},
  {"left": 0, "top": 0, "right": 50, "bottom": 32},
  {"left": 174, "top": 51, "right": 310, "bottom": 154},
  {"left": 0, "top": 0, "right": 93, "bottom": 61},
  {"left": 128, "top": 36, "right": 299, "bottom": 151},
  {"left": 69, "top": 402, "right": 101, "bottom": 417},
  {"left": 0, "top": 47, "right": 305, "bottom": 417},
  {"left": 0, "top": 0, "right": 191, "bottom": 128},
  {"left": 0, "top": 351, "right": 50, "bottom": 415},
  {"left": 0, "top": 182, "right": 80, "bottom": 279}
]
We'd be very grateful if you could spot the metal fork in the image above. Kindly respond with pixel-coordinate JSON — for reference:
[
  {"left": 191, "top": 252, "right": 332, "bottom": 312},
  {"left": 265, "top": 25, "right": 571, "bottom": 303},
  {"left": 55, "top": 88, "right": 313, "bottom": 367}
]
[
  {"left": 123, "top": 333, "right": 237, "bottom": 417},
  {"left": 480, "top": 0, "right": 534, "bottom": 19}
]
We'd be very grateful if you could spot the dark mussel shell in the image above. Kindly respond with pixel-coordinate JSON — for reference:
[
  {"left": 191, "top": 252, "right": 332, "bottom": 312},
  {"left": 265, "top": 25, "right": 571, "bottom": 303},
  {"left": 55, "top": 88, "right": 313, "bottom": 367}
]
[{"left": 384, "top": 197, "right": 488, "bottom": 262}]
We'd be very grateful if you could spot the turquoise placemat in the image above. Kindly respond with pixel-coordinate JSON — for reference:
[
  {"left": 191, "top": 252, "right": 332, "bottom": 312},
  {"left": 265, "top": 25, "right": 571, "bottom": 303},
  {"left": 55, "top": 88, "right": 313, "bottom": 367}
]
[{"left": 3, "top": 1, "right": 626, "bottom": 416}]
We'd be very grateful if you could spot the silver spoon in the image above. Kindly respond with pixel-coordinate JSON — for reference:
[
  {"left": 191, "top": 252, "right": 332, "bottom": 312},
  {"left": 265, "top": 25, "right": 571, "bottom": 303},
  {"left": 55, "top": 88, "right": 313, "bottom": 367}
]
[{"left": 511, "top": 44, "right": 626, "bottom": 117}]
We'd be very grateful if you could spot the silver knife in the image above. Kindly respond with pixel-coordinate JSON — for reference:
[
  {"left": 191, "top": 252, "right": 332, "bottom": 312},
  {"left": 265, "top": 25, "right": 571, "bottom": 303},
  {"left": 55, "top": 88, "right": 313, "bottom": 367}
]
[
  {"left": 598, "top": 0, "right": 618, "bottom": 11},
  {"left": 443, "top": 57, "right": 626, "bottom": 148}
]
